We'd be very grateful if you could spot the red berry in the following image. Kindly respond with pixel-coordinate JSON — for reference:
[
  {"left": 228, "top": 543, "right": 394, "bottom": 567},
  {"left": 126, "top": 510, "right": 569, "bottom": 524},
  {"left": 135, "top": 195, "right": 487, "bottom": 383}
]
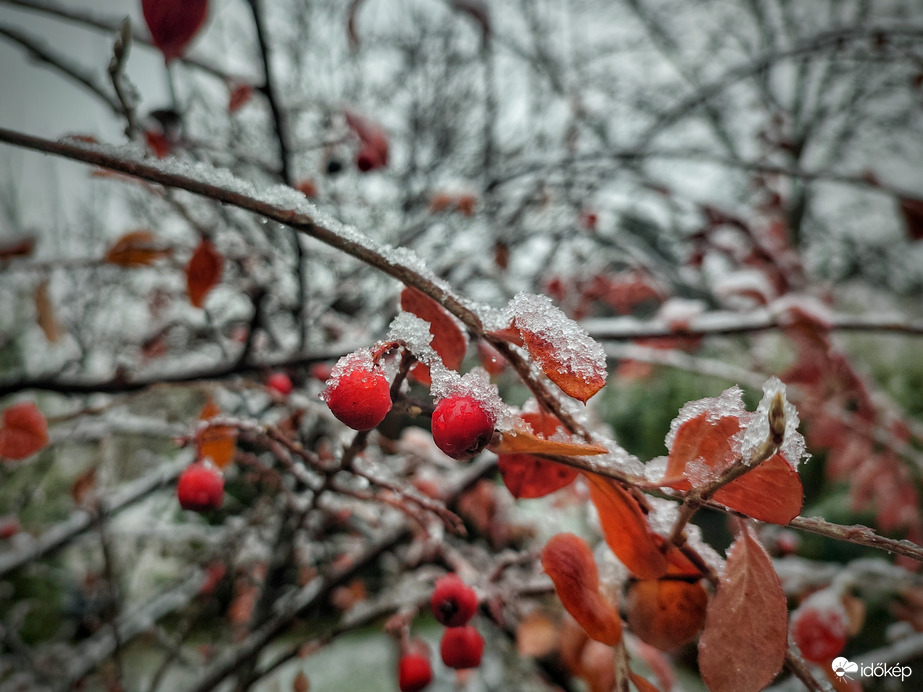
[
  {"left": 440, "top": 625, "right": 484, "bottom": 669},
  {"left": 321, "top": 356, "right": 392, "bottom": 431},
  {"left": 177, "top": 462, "right": 224, "bottom": 512},
  {"left": 266, "top": 372, "right": 293, "bottom": 396},
  {"left": 431, "top": 574, "right": 478, "bottom": 627},
  {"left": 790, "top": 595, "right": 848, "bottom": 663},
  {"left": 431, "top": 396, "right": 495, "bottom": 460},
  {"left": 398, "top": 652, "right": 433, "bottom": 692}
]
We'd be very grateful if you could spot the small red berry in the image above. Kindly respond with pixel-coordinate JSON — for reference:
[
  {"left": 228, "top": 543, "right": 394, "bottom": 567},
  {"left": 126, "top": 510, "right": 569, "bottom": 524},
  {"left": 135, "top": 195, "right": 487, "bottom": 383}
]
[
  {"left": 398, "top": 651, "right": 433, "bottom": 692},
  {"left": 431, "top": 574, "right": 478, "bottom": 627},
  {"left": 321, "top": 354, "right": 392, "bottom": 431},
  {"left": 177, "top": 462, "right": 224, "bottom": 512},
  {"left": 266, "top": 372, "right": 293, "bottom": 396},
  {"left": 440, "top": 625, "right": 484, "bottom": 669},
  {"left": 431, "top": 396, "right": 495, "bottom": 460},
  {"left": 790, "top": 593, "right": 848, "bottom": 663}
]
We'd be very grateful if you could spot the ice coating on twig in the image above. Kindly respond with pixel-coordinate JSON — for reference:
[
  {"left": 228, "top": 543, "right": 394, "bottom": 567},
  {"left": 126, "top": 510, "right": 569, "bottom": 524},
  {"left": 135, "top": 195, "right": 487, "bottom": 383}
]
[
  {"left": 664, "top": 385, "right": 746, "bottom": 450},
  {"left": 740, "top": 376, "right": 808, "bottom": 468},
  {"left": 506, "top": 292, "right": 607, "bottom": 386}
]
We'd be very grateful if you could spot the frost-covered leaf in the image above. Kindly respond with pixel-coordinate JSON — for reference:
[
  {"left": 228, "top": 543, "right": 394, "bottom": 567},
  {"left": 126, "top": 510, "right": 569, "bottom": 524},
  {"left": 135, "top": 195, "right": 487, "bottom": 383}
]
[
  {"left": 542, "top": 533, "right": 622, "bottom": 645},
  {"left": 186, "top": 238, "right": 222, "bottom": 308},
  {"left": 104, "top": 230, "right": 172, "bottom": 267},
  {"left": 585, "top": 473, "right": 667, "bottom": 579},
  {"left": 662, "top": 413, "right": 740, "bottom": 486},
  {"left": 196, "top": 400, "right": 236, "bottom": 469},
  {"left": 698, "top": 528, "right": 787, "bottom": 692},
  {"left": 400, "top": 287, "right": 467, "bottom": 385},
  {"left": 507, "top": 293, "right": 607, "bottom": 403},
  {"left": 0, "top": 402, "right": 49, "bottom": 461}
]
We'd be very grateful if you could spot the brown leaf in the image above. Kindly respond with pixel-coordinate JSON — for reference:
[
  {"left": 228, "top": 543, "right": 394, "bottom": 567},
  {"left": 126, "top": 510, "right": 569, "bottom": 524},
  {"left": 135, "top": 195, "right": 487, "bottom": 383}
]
[
  {"left": 0, "top": 236, "right": 36, "bottom": 261},
  {"left": 70, "top": 465, "right": 98, "bottom": 507},
  {"left": 186, "top": 239, "right": 222, "bottom": 308},
  {"left": 585, "top": 474, "right": 667, "bottom": 579},
  {"left": 292, "top": 671, "right": 310, "bottom": 692},
  {"left": 400, "top": 286, "right": 467, "bottom": 384},
  {"left": 34, "top": 279, "right": 59, "bottom": 343},
  {"left": 0, "top": 402, "right": 49, "bottom": 461},
  {"left": 104, "top": 230, "right": 172, "bottom": 267},
  {"left": 698, "top": 528, "right": 787, "bottom": 692},
  {"left": 629, "top": 672, "right": 662, "bottom": 692}
]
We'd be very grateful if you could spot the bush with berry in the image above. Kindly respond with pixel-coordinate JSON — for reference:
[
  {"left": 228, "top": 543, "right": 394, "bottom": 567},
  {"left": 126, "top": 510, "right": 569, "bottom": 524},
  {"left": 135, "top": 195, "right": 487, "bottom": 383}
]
[{"left": 2, "top": 1, "right": 923, "bottom": 691}]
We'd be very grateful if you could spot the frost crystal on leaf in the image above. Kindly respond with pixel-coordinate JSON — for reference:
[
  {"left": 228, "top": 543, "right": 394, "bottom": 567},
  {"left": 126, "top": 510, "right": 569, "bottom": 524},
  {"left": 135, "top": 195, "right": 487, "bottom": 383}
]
[
  {"left": 387, "top": 312, "right": 436, "bottom": 364},
  {"left": 664, "top": 385, "right": 746, "bottom": 450},
  {"left": 740, "top": 377, "right": 808, "bottom": 468}
]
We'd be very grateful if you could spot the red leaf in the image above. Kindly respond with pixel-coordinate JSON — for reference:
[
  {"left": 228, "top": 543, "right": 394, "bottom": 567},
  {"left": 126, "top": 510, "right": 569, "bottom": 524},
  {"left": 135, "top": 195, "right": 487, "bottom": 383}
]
[
  {"left": 585, "top": 474, "right": 667, "bottom": 579},
  {"left": 142, "top": 0, "right": 209, "bottom": 62},
  {"left": 712, "top": 454, "right": 803, "bottom": 524},
  {"left": 104, "top": 230, "right": 172, "bottom": 267},
  {"left": 0, "top": 402, "right": 49, "bottom": 461},
  {"left": 186, "top": 239, "right": 222, "bottom": 308},
  {"left": 400, "top": 287, "right": 467, "bottom": 385},
  {"left": 662, "top": 413, "right": 740, "bottom": 485},
  {"left": 542, "top": 533, "right": 622, "bottom": 645},
  {"left": 629, "top": 672, "right": 662, "bottom": 692},
  {"left": 899, "top": 196, "right": 923, "bottom": 241},
  {"left": 698, "top": 528, "right": 787, "bottom": 692},
  {"left": 144, "top": 129, "right": 172, "bottom": 158},
  {"left": 196, "top": 400, "right": 237, "bottom": 469},
  {"left": 495, "top": 411, "right": 584, "bottom": 498},
  {"left": 228, "top": 83, "right": 254, "bottom": 113},
  {"left": 345, "top": 110, "right": 389, "bottom": 168}
]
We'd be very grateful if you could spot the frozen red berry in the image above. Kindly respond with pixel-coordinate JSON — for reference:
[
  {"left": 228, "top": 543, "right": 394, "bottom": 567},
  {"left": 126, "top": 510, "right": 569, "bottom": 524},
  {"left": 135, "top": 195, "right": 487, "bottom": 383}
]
[
  {"left": 266, "top": 372, "right": 293, "bottom": 396},
  {"left": 431, "top": 574, "right": 478, "bottom": 627},
  {"left": 440, "top": 625, "right": 484, "bottom": 669},
  {"left": 398, "top": 651, "right": 433, "bottom": 692},
  {"left": 431, "top": 395, "right": 495, "bottom": 460},
  {"left": 321, "top": 353, "right": 392, "bottom": 431},
  {"left": 790, "top": 592, "right": 848, "bottom": 663},
  {"left": 177, "top": 462, "right": 224, "bottom": 512}
]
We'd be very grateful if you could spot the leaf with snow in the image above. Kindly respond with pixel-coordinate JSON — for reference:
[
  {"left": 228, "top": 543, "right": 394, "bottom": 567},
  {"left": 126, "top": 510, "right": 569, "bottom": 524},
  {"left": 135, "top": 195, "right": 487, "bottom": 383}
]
[
  {"left": 506, "top": 292, "right": 607, "bottom": 403},
  {"left": 0, "top": 402, "right": 49, "bottom": 461},
  {"left": 698, "top": 527, "right": 787, "bottom": 692},
  {"left": 400, "top": 286, "right": 468, "bottom": 385}
]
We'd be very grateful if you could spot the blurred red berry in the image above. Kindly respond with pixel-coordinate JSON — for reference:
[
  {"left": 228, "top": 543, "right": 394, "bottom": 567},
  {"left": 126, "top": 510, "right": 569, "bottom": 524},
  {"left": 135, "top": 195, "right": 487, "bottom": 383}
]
[
  {"left": 266, "top": 372, "right": 293, "bottom": 396},
  {"left": 431, "top": 574, "right": 478, "bottom": 627},
  {"left": 431, "top": 396, "right": 495, "bottom": 460},
  {"left": 142, "top": 0, "right": 209, "bottom": 62},
  {"left": 177, "top": 462, "right": 224, "bottom": 512},
  {"left": 398, "top": 651, "right": 433, "bottom": 692},
  {"left": 790, "top": 594, "right": 848, "bottom": 663},
  {"left": 440, "top": 625, "right": 484, "bottom": 669}
]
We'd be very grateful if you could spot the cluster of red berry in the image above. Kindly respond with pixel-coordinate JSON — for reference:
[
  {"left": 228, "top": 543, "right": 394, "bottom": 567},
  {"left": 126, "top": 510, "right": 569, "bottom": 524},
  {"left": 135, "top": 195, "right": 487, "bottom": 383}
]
[{"left": 397, "top": 573, "right": 484, "bottom": 692}]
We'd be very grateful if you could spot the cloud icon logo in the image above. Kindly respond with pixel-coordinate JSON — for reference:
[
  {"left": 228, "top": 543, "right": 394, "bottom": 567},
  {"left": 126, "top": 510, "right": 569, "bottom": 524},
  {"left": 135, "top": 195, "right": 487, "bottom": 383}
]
[{"left": 831, "top": 657, "right": 859, "bottom": 679}]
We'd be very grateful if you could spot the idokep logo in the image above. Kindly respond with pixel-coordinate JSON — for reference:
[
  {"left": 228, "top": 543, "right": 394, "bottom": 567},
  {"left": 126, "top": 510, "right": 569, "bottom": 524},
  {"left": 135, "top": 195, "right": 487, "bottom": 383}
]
[{"left": 832, "top": 656, "right": 912, "bottom": 682}]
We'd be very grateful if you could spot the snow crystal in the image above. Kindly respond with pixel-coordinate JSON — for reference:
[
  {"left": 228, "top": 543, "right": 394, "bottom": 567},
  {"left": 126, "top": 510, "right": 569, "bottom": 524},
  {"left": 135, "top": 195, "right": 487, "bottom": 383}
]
[
  {"left": 505, "top": 292, "right": 607, "bottom": 382},
  {"left": 739, "top": 376, "right": 808, "bottom": 468},
  {"left": 322, "top": 348, "right": 376, "bottom": 391},
  {"left": 387, "top": 312, "right": 436, "bottom": 362},
  {"left": 664, "top": 385, "right": 747, "bottom": 450},
  {"left": 430, "top": 366, "right": 513, "bottom": 431},
  {"left": 646, "top": 497, "right": 680, "bottom": 536},
  {"left": 644, "top": 456, "right": 668, "bottom": 482}
]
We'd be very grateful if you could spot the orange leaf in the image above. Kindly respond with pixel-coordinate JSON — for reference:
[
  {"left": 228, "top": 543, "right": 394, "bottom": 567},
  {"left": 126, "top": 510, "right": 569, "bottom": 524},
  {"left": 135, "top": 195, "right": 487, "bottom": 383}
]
[
  {"left": 585, "top": 474, "right": 667, "bottom": 579},
  {"left": 698, "top": 527, "right": 787, "bottom": 692},
  {"left": 400, "top": 287, "right": 467, "bottom": 385},
  {"left": 196, "top": 400, "right": 236, "bottom": 469},
  {"left": 492, "top": 430, "right": 608, "bottom": 457},
  {"left": 516, "top": 611, "right": 558, "bottom": 657},
  {"left": 34, "top": 279, "right": 59, "bottom": 343},
  {"left": 0, "top": 402, "right": 49, "bottom": 461},
  {"left": 541, "top": 533, "right": 622, "bottom": 645},
  {"left": 712, "top": 454, "right": 803, "bottom": 524},
  {"left": 186, "top": 239, "right": 222, "bottom": 308},
  {"left": 104, "top": 230, "right": 173, "bottom": 267},
  {"left": 510, "top": 293, "right": 607, "bottom": 403},
  {"left": 662, "top": 413, "right": 740, "bottom": 485},
  {"left": 629, "top": 672, "right": 662, "bottom": 692}
]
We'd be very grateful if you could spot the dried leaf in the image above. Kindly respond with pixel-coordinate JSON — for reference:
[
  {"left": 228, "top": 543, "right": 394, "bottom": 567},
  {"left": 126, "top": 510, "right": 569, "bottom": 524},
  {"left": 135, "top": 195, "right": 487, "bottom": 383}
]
[
  {"left": 196, "top": 400, "right": 236, "bottom": 469},
  {"left": 400, "top": 287, "right": 467, "bottom": 385},
  {"left": 585, "top": 474, "right": 667, "bottom": 579},
  {"left": 516, "top": 611, "right": 558, "bottom": 657},
  {"left": 186, "top": 238, "right": 222, "bottom": 308},
  {"left": 0, "top": 402, "right": 49, "bottom": 461},
  {"left": 698, "top": 528, "right": 787, "bottom": 692},
  {"left": 34, "top": 279, "right": 59, "bottom": 343},
  {"left": 104, "top": 230, "right": 172, "bottom": 267},
  {"left": 541, "top": 533, "right": 622, "bottom": 645}
]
